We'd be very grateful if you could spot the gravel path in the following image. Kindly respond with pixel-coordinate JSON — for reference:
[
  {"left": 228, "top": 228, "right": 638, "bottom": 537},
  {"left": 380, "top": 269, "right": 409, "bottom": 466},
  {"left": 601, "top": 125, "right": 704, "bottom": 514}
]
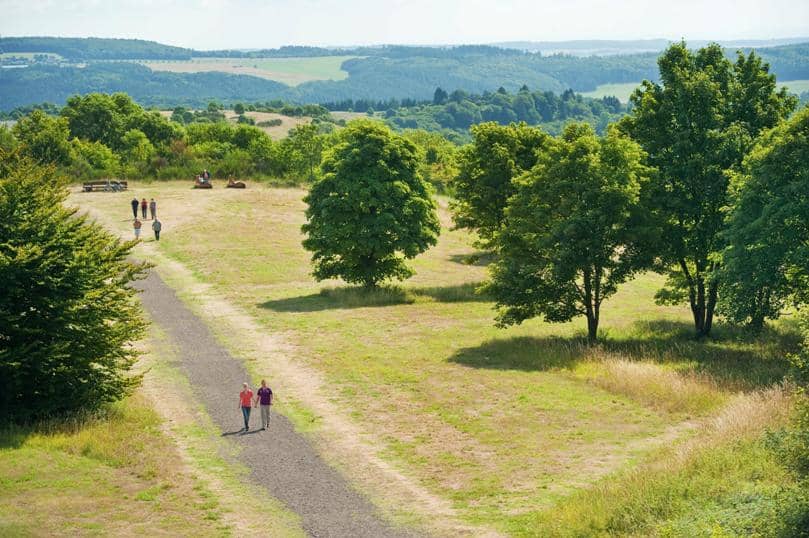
[{"left": 137, "top": 270, "right": 417, "bottom": 538}]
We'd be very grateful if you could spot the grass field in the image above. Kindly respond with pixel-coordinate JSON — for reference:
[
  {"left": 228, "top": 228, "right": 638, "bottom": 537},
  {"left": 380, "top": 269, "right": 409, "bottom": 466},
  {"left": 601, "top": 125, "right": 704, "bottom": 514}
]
[
  {"left": 580, "top": 82, "right": 640, "bottom": 102},
  {"left": 142, "top": 56, "right": 355, "bottom": 86},
  {"left": 68, "top": 181, "right": 803, "bottom": 535}
]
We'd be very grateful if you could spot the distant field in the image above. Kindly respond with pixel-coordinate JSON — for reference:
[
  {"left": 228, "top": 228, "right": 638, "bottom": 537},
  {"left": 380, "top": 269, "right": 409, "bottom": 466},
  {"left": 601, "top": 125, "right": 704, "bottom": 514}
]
[
  {"left": 224, "top": 110, "right": 311, "bottom": 139},
  {"left": 580, "top": 82, "right": 640, "bottom": 102},
  {"left": 142, "top": 56, "right": 356, "bottom": 86},
  {"left": 781, "top": 79, "right": 809, "bottom": 94},
  {"left": 583, "top": 79, "right": 809, "bottom": 102}
]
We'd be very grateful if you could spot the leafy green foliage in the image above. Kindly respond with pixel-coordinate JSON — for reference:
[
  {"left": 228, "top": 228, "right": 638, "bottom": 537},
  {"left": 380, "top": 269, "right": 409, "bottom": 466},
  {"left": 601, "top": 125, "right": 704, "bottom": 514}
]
[
  {"left": 302, "top": 120, "right": 440, "bottom": 287},
  {"left": 451, "top": 122, "right": 548, "bottom": 246},
  {"left": 486, "top": 124, "right": 650, "bottom": 341},
  {"left": 621, "top": 42, "right": 797, "bottom": 336},
  {"left": 0, "top": 154, "right": 147, "bottom": 422},
  {"left": 387, "top": 86, "right": 626, "bottom": 139},
  {"left": 12, "top": 110, "right": 72, "bottom": 166},
  {"left": 720, "top": 106, "right": 809, "bottom": 330},
  {"left": 401, "top": 129, "right": 458, "bottom": 193}
]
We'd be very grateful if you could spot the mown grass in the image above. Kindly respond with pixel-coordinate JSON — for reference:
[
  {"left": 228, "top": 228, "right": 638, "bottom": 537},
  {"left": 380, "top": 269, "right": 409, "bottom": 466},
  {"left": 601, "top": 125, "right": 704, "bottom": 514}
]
[
  {"left": 580, "top": 82, "right": 641, "bottom": 102},
  {"left": 70, "top": 181, "right": 802, "bottom": 535},
  {"left": 0, "top": 395, "right": 229, "bottom": 536},
  {"left": 143, "top": 56, "right": 355, "bottom": 86}
]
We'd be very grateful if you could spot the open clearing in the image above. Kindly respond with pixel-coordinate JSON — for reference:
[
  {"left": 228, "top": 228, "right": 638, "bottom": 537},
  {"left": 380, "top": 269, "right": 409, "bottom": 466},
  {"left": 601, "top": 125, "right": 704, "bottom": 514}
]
[
  {"left": 68, "top": 180, "right": 800, "bottom": 535},
  {"left": 142, "top": 56, "right": 355, "bottom": 86},
  {"left": 580, "top": 82, "right": 640, "bottom": 102},
  {"left": 224, "top": 110, "right": 311, "bottom": 139},
  {"left": 582, "top": 78, "right": 809, "bottom": 103}
]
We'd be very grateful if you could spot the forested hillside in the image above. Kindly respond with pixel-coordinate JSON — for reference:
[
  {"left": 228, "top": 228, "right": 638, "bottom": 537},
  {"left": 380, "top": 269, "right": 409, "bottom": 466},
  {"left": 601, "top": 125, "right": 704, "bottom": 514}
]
[
  {"left": 2, "top": 37, "right": 809, "bottom": 111},
  {"left": 0, "top": 63, "right": 288, "bottom": 110},
  {"left": 0, "top": 37, "right": 194, "bottom": 60}
]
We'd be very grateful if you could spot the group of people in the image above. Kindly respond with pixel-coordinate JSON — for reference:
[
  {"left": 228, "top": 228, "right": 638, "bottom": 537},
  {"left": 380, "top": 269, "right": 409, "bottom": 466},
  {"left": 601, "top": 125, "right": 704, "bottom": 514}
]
[
  {"left": 131, "top": 197, "right": 162, "bottom": 241},
  {"left": 238, "top": 380, "right": 274, "bottom": 432},
  {"left": 196, "top": 169, "right": 211, "bottom": 184}
]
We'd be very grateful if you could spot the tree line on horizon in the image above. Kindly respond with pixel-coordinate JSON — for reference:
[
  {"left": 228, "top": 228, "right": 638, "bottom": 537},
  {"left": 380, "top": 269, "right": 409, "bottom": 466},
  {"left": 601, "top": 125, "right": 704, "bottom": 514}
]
[{"left": 3, "top": 37, "right": 809, "bottom": 110}]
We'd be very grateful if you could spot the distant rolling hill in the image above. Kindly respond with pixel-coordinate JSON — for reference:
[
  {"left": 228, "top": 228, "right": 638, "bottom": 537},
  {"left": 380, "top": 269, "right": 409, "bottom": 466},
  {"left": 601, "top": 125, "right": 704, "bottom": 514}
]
[{"left": 2, "top": 36, "right": 809, "bottom": 111}]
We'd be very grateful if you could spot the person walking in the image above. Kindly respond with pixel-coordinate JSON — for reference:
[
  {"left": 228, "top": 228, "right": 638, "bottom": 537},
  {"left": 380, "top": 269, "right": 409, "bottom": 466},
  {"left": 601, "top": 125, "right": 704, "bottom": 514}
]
[
  {"left": 239, "top": 382, "right": 253, "bottom": 432},
  {"left": 140, "top": 198, "right": 148, "bottom": 219},
  {"left": 133, "top": 218, "right": 142, "bottom": 239},
  {"left": 149, "top": 198, "right": 157, "bottom": 219},
  {"left": 254, "top": 379, "right": 273, "bottom": 430},
  {"left": 152, "top": 218, "right": 162, "bottom": 241},
  {"left": 130, "top": 197, "right": 139, "bottom": 219}
]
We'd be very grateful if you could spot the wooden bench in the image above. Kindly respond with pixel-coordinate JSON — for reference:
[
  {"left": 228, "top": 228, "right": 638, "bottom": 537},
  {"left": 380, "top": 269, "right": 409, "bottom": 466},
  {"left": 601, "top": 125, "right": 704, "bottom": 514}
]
[{"left": 82, "top": 180, "right": 128, "bottom": 192}]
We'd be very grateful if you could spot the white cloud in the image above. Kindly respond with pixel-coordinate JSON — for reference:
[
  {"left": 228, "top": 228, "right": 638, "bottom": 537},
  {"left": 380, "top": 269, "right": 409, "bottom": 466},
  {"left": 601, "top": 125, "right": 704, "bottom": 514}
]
[{"left": 1, "top": 0, "right": 808, "bottom": 49}]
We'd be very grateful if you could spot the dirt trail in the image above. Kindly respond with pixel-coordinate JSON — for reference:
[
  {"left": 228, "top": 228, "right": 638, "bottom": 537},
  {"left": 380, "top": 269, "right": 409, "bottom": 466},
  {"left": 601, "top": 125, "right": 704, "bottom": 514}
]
[{"left": 136, "top": 270, "right": 417, "bottom": 538}]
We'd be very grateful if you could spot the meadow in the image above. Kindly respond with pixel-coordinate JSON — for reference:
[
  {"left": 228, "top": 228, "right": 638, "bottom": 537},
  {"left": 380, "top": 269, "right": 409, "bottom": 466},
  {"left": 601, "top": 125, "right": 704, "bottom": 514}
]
[
  {"left": 64, "top": 180, "right": 803, "bottom": 535},
  {"left": 142, "top": 56, "right": 355, "bottom": 86},
  {"left": 579, "top": 82, "right": 640, "bottom": 102}
]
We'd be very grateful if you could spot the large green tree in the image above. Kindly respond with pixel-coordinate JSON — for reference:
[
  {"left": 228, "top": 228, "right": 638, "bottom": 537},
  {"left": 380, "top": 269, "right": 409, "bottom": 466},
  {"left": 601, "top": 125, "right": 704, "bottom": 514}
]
[
  {"left": 620, "top": 43, "right": 796, "bottom": 336},
  {"left": 486, "top": 124, "right": 650, "bottom": 342},
  {"left": 12, "top": 110, "right": 72, "bottom": 166},
  {"left": 0, "top": 153, "right": 147, "bottom": 422},
  {"left": 451, "top": 122, "right": 548, "bottom": 247},
  {"left": 719, "top": 106, "right": 809, "bottom": 330},
  {"left": 302, "top": 120, "right": 440, "bottom": 287}
]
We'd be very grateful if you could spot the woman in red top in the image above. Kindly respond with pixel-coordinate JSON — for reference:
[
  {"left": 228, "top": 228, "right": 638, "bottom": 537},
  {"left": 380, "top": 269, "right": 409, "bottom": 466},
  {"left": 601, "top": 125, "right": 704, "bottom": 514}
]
[
  {"left": 238, "top": 382, "right": 253, "bottom": 431},
  {"left": 140, "top": 198, "right": 148, "bottom": 219}
]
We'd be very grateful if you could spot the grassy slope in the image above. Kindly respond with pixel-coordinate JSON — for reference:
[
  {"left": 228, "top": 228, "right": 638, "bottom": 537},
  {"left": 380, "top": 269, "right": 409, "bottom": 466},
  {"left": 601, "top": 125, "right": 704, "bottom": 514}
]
[
  {"left": 143, "top": 56, "right": 354, "bottom": 86},
  {"left": 69, "top": 181, "right": 801, "bottom": 535},
  {"left": 0, "top": 395, "right": 229, "bottom": 536}
]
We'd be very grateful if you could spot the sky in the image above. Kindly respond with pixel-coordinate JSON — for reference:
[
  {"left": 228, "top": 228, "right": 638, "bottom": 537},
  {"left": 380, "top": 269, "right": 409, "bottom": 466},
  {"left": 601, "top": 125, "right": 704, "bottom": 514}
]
[{"left": 2, "top": 0, "right": 809, "bottom": 50}]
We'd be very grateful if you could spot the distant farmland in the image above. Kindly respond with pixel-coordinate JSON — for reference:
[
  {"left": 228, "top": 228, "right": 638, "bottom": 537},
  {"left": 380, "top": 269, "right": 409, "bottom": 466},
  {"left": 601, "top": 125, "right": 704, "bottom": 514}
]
[{"left": 142, "top": 56, "right": 356, "bottom": 86}]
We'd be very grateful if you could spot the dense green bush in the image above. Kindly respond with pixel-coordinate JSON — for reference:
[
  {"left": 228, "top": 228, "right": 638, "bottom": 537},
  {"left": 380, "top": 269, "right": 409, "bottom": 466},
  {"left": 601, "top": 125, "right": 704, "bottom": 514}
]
[{"left": 0, "top": 153, "right": 147, "bottom": 422}]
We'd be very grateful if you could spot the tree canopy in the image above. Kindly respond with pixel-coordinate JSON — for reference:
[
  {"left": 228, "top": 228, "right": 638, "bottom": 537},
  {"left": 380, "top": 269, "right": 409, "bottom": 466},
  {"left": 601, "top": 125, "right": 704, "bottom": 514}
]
[
  {"left": 620, "top": 42, "right": 797, "bottom": 336},
  {"left": 451, "top": 122, "right": 549, "bottom": 247},
  {"left": 486, "top": 124, "right": 649, "bottom": 342},
  {"left": 719, "top": 105, "right": 809, "bottom": 329},
  {"left": 0, "top": 153, "right": 147, "bottom": 422},
  {"left": 302, "top": 120, "right": 440, "bottom": 287}
]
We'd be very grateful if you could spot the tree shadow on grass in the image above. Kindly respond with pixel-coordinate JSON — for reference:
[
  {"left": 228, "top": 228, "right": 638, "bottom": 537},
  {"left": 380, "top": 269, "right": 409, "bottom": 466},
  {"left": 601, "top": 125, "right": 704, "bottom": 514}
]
[
  {"left": 448, "top": 319, "right": 799, "bottom": 390},
  {"left": 448, "top": 252, "right": 495, "bottom": 267},
  {"left": 258, "top": 282, "right": 491, "bottom": 313}
]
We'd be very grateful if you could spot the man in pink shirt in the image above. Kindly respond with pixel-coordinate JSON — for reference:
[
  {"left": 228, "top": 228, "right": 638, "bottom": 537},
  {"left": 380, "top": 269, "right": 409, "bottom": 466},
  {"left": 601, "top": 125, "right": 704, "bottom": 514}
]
[{"left": 238, "top": 382, "right": 253, "bottom": 432}]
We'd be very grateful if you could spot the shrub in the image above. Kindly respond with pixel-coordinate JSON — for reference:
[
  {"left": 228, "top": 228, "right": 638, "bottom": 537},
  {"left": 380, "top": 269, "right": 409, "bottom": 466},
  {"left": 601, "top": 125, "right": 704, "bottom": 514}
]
[{"left": 0, "top": 154, "right": 147, "bottom": 422}]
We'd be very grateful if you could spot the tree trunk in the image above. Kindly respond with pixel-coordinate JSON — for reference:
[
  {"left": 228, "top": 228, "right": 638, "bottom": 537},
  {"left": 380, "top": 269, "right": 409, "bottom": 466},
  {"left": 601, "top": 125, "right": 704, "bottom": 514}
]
[
  {"left": 703, "top": 279, "right": 718, "bottom": 336},
  {"left": 583, "top": 267, "right": 599, "bottom": 343},
  {"left": 680, "top": 259, "right": 710, "bottom": 337},
  {"left": 586, "top": 314, "right": 599, "bottom": 343}
]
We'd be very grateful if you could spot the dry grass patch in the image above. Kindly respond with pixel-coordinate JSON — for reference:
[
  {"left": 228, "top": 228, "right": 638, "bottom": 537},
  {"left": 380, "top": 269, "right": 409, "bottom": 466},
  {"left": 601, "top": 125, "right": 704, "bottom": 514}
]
[{"left": 574, "top": 355, "right": 726, "bottom": 416}]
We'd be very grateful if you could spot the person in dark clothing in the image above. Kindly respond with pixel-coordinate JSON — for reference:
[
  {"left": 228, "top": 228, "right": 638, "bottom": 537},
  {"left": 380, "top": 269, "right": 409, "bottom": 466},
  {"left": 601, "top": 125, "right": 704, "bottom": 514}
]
[
  {"left": 131, "top": 197, "right": 139, "bottom": 219},
  {"left": 141, "top": 198, "right": 148, "bottom": 219},
  {"left": 152, "top": 218, "right": 162, "bottom": 241},
  {"left": 254, "top": 379, "right": 273, "bottom": 430},
  {"left": 149, "top": 198, "right": 157, "bottom": 219}
]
